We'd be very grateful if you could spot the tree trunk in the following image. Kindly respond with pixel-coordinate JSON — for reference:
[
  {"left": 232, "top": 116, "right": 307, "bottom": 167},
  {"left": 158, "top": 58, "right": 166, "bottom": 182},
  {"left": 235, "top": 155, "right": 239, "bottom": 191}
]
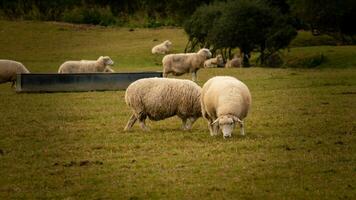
[{"left": 242, "top": 51, "right": 250, "bottom": 67}]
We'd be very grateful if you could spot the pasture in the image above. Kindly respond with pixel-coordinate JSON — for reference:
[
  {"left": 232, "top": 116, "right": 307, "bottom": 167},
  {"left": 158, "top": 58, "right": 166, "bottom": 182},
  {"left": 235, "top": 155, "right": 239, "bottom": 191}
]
[{"left": 0, "top": 20, "right": 355, "bottom": 199}]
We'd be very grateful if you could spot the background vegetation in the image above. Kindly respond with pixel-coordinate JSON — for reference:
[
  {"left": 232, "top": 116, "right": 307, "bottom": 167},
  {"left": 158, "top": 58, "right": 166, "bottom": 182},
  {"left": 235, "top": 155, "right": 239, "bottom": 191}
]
[
  {"left": 1, "top": 0, "right": 355, "bottom": 67},
  {"left": 0, "top": 20, "right": 355, "bottom": 199}
]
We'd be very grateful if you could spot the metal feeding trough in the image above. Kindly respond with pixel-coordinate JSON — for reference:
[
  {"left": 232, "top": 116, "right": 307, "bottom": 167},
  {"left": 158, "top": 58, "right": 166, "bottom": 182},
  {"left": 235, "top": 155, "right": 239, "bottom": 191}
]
[{"left": 16, "top": 72, "right": 162, "bottom": 93}]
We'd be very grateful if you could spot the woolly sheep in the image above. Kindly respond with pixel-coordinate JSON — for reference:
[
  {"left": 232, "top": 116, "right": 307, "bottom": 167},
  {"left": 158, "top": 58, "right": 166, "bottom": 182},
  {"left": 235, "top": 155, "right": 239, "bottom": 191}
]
[
  {"left": 204, "top": 54, "right": 224, "bottom": 68},
  {"left": 151, "top": 40, "right": 172, "bottom": 55},
  {"left": 58, "top": 56, "right": 114, "bottom": 73},
  {"left": 124, "top": 77, "right": 202, "bottom": 131},
  {"left": 162, "top": 48, "right": 212, "bottom": 82},
  {"left": 201, "top": 76, "right": 251, "bottom": 138},
  {"left": 0, "top": 59, "right": 30, "bottom": 87},
  {"left": 225, "top": 57, "right": 242, "bottom": 68}
]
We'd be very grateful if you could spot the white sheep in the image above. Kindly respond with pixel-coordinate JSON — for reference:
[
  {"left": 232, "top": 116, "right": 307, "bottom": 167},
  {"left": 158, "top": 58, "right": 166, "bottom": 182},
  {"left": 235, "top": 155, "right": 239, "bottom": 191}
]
[
  {"left": 124, "top": 77, "right": 202, "bottom": 131},
  {"left": 0, "top": 59, "right": 30, "bottom": 87},
  {"left": 162, "top": 48, "right": 212, "bottom": 82},
  {"left": 151, "top": 40, "right": 172, "bottom": 55},
  {"left": 201, "top": 76, "right": 251, "bottom": 138},
  {"left": 58, "top": 56, "right": 114, "bottom": 73},
  {"left": 225, "top": 57, "right": 242, "bottom": 68},
  {"left": 204, "top": 54, "right": 224, "bottom": 68}
]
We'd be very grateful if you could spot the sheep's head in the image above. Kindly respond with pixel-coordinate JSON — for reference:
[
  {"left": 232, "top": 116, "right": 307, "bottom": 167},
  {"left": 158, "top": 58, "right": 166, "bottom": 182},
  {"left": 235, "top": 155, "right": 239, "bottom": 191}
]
[
  {"left": 164, "top": 40, "right": 172, "bottom": 47},
  {"left": 99, "top": 56, "right": 114, "bottom": 66},
  {"left": 212, "top": 115, "right": 241, "bottom": 138},
  {"left": 198, "top": 48, "right": 212, "bottom": 59},
  {"left": 216, "top": 54, "right": 224, "bottom": 67}
]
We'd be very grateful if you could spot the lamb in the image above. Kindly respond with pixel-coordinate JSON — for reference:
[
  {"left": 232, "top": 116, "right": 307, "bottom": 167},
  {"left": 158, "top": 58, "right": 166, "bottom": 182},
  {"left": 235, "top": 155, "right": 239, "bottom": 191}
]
[
  {"left": 0, "top": 59, "right": 30, "bottom": 87},
  {"left": 225, "top": 57, "right": 242, "bottom": 68},
  {"left": 201, "top": 76, "right": 251, "bottom": 138},
  {"left": 162, "top": 48, "right": 212, "bottom": 82},
  {"left": 204, "top": 54, "right": 224, "bottom": 68},
  {"left": 58, "top": 56, "right": 114, "bottom": 73},
  {"left": 151, "top": 40, "right": 172, "bottom": 55},
  {"left": 124, "top": 77, "right": 202, "bottom": 131}
]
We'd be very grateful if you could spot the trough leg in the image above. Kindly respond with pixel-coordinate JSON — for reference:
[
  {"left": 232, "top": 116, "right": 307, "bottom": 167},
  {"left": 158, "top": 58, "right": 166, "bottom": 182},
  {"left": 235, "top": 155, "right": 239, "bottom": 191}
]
[{"left": 124, "top": 114, "right": 137, "bottom": 131}]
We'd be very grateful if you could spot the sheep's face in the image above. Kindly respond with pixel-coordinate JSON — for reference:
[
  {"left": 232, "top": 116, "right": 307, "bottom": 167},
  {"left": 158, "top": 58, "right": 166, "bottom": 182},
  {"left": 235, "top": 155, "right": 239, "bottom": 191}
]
[
  {"left": 102, "top": 56, "right": 114, "bottom": 66},
  {"left": 198, "top": 48, "right": 212, "bottom": 59},
  {"left": 218, "top": 116, "right": 235, "bottom": 138},
  {"left": 164, "top": 40, "right": 172, "bottom": 47}
]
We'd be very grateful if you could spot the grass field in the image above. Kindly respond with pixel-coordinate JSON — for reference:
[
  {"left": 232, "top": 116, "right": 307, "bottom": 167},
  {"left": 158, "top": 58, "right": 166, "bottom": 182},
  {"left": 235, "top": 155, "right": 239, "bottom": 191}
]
[{"left": 0, "top": 20, "right": 356, "bottom": 199}]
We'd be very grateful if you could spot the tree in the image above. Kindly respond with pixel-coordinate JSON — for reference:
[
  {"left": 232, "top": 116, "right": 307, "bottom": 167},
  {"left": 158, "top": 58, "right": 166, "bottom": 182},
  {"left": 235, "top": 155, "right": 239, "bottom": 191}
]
[
  {"left": 291, "top": 0, "right": 356, "bottom": 44},
  {"left": 183, "top": 2, "right": 225, "bottom": 53},
  {"left": 185, "top": 0, "right": 297, "bottom": 67}
]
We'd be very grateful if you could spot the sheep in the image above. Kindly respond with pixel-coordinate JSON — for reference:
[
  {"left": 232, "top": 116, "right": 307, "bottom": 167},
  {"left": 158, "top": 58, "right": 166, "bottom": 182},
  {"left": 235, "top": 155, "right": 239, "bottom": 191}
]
[
  {"left": 151, "top": 40, "right": 172, "bottom": 55},
  {"left": 204, "top": 54, "right": 224, "bottom": 68},
  {"left": 225, "top": 57, "right": 242, "bottom": 68},
  {"left": 162, "top": 48, "right": 212, "bottom": 82},
  {"left": 0, "top": 59, "right": 30, "bottom": 87},
  {"left": 201, "top": 76, "right": 251, "bottom": 138},
  {"left": 124, "top": 77, "right": 202, "bottom": 131},
  {"left": 58, "top": 56, "right": 114, "bottom": 73}
]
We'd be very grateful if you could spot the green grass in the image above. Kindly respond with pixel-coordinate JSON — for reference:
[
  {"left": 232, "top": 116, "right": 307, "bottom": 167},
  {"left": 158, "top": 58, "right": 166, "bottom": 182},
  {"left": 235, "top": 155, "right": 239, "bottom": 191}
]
[
  {"left": 0, "top": 20, "right": 356, "bottom": 199},
  {"left": 289, "top": 31, "right": 339, "bottom": 47}
]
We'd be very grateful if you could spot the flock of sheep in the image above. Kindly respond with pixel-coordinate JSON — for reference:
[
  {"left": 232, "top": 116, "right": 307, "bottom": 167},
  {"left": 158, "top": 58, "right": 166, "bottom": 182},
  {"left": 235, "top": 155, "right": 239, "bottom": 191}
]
[
  {"left": 0, "top": 39, "right": 251, "bottom": 138},
  {"left": 125, "top": 40, "right": 251, "bottom": 138}
]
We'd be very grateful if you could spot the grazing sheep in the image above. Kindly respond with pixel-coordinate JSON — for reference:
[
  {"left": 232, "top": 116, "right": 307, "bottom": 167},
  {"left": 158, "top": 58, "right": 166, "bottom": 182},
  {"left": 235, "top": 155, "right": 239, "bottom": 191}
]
[
  {"left": 204, "top": 54, "right": 224, "bottom": 68},
  {"left": 58, "top": 56, "right": 114, "bottom": 73},
  {"left": 152, "top": 40, "right": 172, "bottom": 55},
  {"left": 201, "top": 76, "right": 251, "bottom": 138},
  {"left": 0, "top": 59, "right": 30, "bottom": 87},
  {"left": 124, "top": 77, "right": 202, "bottom": 131},
  {"left": 225, "top": 57, "right": 242, "bottom": 68},
  {"left": 162, "top": 48, "right": 212, "bottom": 82}
]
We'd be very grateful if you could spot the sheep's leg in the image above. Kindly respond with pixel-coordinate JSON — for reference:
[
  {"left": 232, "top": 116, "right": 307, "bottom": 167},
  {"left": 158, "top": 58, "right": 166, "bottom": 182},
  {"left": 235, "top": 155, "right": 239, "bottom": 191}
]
[
  {"left": 182, "top": 117, "right": 197, "bottom": 131},
  {"left": 192, "top": 72, "right": 197, "bottom": 82},
  {"left": 208, "top": 122, "right": 214, "bottom": 136},
  {"left": 137, "top": 112, "right": 150, "bottom": 131},
  {"left": 188, "top": 117, "right": 198, "bottom": 129},
  {"left": 239, "top": 120, "right": 245, "bottom": 136},
  {"left": 124, "top": 114, "right": 137, "bottom": 131},
  {"left": 208, "top": 119, "right": 219, "bottom": 136},
  {"left": 213, "top": 123, "right": 220, "bottom": 135},
  {"left": 162, "top": 71, "right": 168, "bottom": 78},
  {"left": 181, "top": 118, "right": 188, "bottom": 130},
  {"left": 138, "top": 120, "right": 150, "bottom": 131}
]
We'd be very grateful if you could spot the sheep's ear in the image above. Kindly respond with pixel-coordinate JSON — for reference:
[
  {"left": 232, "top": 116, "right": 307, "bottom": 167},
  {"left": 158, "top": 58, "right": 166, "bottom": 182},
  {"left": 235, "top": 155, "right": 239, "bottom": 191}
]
[{"left": 232, "top": 116, "right": 242, "bottom": 123}]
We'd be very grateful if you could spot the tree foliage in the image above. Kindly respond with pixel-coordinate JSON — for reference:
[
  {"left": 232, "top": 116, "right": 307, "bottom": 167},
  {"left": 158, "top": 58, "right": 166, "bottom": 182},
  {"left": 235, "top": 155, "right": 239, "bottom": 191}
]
[
  {"left": 0, "top": 0, "right": 214, "bottom": 26},
  {"left": 290, "top": 0, "right": 356, "bottom": 44},
  {"left": 185, "top": 0, "right": 297, "bottom": 67}
]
